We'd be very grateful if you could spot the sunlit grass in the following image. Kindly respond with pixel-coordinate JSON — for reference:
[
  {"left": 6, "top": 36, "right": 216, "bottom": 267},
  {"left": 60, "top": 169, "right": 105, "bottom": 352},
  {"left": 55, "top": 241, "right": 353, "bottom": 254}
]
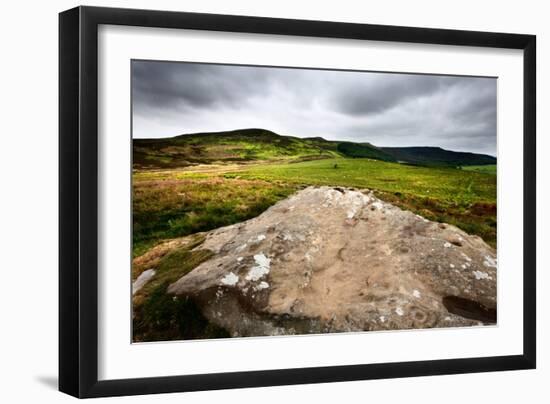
[
  {"left": 133, "top": 157, "right": 497, "bottom": 256},
  {"left": 132, "top": 175, "right": 296, "bottom": 257},
  {"left": 461, "top": 164, "right": 497, "bottom": 175}
]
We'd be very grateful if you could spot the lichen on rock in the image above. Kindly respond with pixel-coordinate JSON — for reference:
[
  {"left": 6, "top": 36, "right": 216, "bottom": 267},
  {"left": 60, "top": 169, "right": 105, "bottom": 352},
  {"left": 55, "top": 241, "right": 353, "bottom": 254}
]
[{"left": 159, "top": 186, "right": 497, "bottom": 337}]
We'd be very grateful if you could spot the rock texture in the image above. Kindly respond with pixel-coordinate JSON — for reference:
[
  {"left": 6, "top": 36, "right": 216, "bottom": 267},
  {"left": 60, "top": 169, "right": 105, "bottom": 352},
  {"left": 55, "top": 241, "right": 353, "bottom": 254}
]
[
  {"left": 132, "top": 269, "right": 156, "bottom": 295},
  {"left": 163, "top": 186, "right": 497, "bottom": 337}
]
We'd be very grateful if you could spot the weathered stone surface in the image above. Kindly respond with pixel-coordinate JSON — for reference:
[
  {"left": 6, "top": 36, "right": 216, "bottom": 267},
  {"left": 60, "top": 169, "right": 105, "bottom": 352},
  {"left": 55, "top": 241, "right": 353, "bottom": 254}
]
[
  {"left": 132, "top": 268, "right": 156, "bottom": 295},
  {"left": 166, "top": 186, "right": 497, "bottom": 337}
]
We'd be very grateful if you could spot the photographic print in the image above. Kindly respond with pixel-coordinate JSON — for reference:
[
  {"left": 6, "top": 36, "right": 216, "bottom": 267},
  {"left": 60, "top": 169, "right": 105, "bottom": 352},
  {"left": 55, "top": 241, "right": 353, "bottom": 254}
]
[{"left": 131, "top": 60, "right": 497, "bottom": 343}]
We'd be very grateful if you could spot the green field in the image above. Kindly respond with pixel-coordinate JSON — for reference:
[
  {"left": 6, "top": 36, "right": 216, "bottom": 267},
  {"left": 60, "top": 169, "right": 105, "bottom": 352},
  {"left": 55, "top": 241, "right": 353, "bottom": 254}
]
[
  {"left": 132, "top": 173, "right": 295, "bottom": 257},
  {"left": 461, "top": 164, "right": 497, "bottom": 174},
  {"left": 133, "top": 157, "right": 497, "bottom": 257},
  {"left": 132, "top": 131, "right": 497, "bottom": 341}
]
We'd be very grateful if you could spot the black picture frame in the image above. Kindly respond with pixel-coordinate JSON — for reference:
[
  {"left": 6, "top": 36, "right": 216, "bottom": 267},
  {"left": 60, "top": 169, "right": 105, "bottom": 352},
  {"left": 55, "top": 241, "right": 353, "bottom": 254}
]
[{"left": 59, "top": 5, "right": 536, "bottom": 398}]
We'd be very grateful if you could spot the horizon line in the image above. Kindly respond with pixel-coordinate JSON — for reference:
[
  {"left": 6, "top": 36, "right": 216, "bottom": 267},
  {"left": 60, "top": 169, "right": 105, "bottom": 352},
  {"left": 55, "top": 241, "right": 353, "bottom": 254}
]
[{"left": 132, "top": 127, "right": 497, "bottom": 158}]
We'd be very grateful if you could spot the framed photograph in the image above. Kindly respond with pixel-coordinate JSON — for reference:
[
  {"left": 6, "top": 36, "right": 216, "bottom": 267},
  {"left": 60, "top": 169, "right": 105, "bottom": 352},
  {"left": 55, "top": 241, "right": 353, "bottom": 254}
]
[{"left": 59, "top": 6, "right": 536, "bottom": 398}]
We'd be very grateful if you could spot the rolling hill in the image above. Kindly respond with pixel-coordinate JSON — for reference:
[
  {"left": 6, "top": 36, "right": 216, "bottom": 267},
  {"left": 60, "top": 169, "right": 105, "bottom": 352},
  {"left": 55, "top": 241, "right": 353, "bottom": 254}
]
[
  {"left": 133, "top": 128, "right": 495, "bottom": 169},
  {"left": 133, "top": 129, "right": 340, "bottom": 168},
  {"left": 336, "top": 142, "right": 396, "bottom": 162},
  {"left": 380, "top": 146, "right": 496, "bottom": 167}
]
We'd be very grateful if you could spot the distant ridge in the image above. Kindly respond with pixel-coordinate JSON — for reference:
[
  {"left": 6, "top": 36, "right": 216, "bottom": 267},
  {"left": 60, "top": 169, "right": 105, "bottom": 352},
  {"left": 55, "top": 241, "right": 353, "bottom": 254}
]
[
  {"left": 133, "top": 128, "right": 496, "bottom": 169},
  {"left": 337, "top": 142, "right": 396, "bottom": 162},
  {"left": 173, "top": 128, "right": 279, "bottom": 139},
  {"left": 381, "top": 146, "right": 496, "bottom": 167}
]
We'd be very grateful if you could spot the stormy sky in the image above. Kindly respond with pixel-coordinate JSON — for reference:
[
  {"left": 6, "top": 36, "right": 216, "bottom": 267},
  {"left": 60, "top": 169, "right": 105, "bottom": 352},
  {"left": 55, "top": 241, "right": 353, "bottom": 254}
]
[{"left": 132, "top": 60, "right": 497, "bottom": 155}]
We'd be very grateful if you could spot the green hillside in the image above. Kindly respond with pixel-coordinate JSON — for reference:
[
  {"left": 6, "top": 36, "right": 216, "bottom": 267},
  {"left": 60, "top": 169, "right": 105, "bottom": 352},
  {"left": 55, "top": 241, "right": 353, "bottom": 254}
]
[
  {"left": 461, "top": 164, "right": 497, "bottom": 174},
  {"left": 132, "top": 129, "right": 498, "bottom": 343},
  {"left": 133, "top": 128, "right": 496, "bottom": 169},
  {"left": 337, "top": 142, "right": 396, "bottom": 161},
  {"left": 381, "top": 146, "right": 496, "bottom": 167},
  {"left": 133, "top": 129, "right": 341, "bottom": 168},
  {"left": 133, "top": 156, "right": 497, "bottom": 256}
]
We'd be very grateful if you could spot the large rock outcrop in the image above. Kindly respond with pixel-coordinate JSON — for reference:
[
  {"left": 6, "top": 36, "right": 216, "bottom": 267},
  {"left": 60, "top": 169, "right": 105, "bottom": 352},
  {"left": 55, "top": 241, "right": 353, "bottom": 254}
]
[{"left": 149, "top": 187, "right": 496, "bottom": 337}]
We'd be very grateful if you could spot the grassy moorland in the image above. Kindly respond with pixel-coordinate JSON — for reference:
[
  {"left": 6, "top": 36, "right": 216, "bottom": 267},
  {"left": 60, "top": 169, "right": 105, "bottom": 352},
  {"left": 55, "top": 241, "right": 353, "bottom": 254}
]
[
  {"left": 132, "top": 173, "right": 295, "bottom": 257},
  {"left": 133, "top": 128, "right": 342, "bottom": 168},
  {"left": 461, "top": 164, "right": 497, "bottom": 175},
  {"left": 132, "top": 131, "right": 497, "bottom": 256},
  {"left": 133, "top": 128, "right": 496, "bottom": 168},
  {"left": 233, "top": 158, "right": 496, "bottom": 245},
  {"left": 133, "top": 157, "right": 497, "bottom": 257},
  {"left": 131, "top": 129, "right": 497, "bottom": 341},
  {"left": 132, "top": 233, "right": 231, "bottom": 341}
]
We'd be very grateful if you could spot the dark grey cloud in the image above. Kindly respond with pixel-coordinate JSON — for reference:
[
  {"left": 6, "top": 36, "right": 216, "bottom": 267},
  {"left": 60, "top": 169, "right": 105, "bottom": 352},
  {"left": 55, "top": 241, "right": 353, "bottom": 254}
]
[
  {"left": 132, "top": 60, "right": 497, "bottom": 155},
  {"left": 331, "top": 75, "right": 456, "bottom": 116},
  {"left": 132, "top": 62, "right": 270, "bottom": 112}
]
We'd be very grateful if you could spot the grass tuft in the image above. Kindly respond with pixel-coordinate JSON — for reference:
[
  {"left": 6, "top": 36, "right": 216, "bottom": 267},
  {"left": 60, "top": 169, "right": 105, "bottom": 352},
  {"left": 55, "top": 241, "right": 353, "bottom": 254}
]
[
  {"left": 132, "top": 235, "right": 230, "bottom": 342},
  {"left": 133, "top": 282, "right": 230, "bottom": 342},
  {"left": 132, "top": 176, "right": 295, "bottom": 257},
  {"left": 133, "top": 157, "right": 497, "bottom": 251}
]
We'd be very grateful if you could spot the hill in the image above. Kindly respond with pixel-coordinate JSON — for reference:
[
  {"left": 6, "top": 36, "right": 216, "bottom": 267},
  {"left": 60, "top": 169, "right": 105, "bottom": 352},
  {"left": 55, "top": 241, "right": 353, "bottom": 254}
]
[
  {"left": 133, "top": 128, "right": 496, "bottom": 168},
  {"left": 336, "top": 142, "right": 396, "bottom": 162},
  {"left": 133, "top": 129, "right": 342, "bottom": 168},
  {"left": 380, "top": 146, "right": 496, "bottom": 167}
]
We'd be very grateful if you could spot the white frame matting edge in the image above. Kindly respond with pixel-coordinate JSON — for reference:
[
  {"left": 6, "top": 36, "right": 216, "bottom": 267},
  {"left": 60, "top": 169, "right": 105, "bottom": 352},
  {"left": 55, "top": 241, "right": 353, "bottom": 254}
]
[{"left": 97, "top": 24, "right": 523, "bottom": 381}]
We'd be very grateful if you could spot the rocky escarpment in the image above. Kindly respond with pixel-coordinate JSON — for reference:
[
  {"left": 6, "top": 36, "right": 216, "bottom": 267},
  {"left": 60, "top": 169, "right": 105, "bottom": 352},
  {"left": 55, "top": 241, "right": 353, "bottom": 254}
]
[{"left": 135, "top": 186, "right": 497, "bottom": 338}]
